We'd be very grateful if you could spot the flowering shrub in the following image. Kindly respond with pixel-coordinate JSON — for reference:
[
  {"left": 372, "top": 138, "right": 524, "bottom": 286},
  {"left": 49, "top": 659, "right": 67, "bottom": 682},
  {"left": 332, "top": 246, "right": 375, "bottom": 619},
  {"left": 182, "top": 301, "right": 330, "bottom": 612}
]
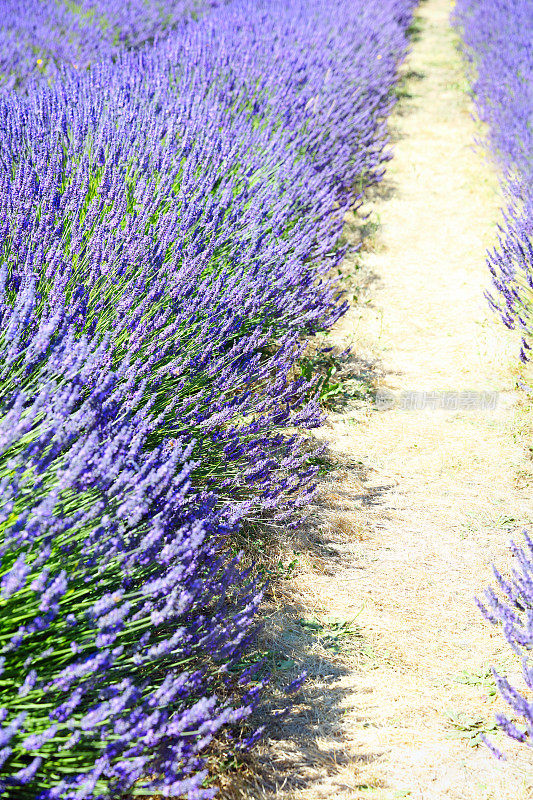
[
  {"left": 0, "top": 0, "right": 214, "bottom": 89},
  {"left": 454, "top": 0, "right": 533, "bottom": 754},
  {"left": 0, "top": 279, "right": 264, "bottom": 798},
  {"left": 453, "top": 0, "right": 533, "bottom": 362},
  {"left": 477, "top": 535, "right": 533, "bottom": 754},
  {"left": 0, "top": 0, "right": 414, "bottom": 796}
]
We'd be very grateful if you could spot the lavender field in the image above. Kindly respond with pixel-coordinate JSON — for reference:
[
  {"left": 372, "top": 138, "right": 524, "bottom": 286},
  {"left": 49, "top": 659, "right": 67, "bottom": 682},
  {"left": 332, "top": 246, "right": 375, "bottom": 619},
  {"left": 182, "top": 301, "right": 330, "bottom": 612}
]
[
  {"left": 0, "top": 0, "right": 532, "bottom": 798},
  {"left": 0, "top": 0, "right": 416, "bottom": 797}
]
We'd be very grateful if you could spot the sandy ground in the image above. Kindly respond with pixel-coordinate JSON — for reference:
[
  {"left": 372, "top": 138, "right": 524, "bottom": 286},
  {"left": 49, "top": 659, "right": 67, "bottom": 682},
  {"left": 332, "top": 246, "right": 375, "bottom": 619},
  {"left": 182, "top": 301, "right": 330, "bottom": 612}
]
[{"left": 223, "top": 0, "right": 533, "bottom": 798}]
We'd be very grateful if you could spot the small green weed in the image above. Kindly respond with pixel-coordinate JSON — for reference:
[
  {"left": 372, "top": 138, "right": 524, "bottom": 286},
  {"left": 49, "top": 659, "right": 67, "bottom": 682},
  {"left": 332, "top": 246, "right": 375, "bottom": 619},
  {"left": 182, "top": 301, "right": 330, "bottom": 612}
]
[
  {"left": 298, "top": 616, "right": 361, "bottom": 655},
  {"left": 446, "top": 710, "right": 498, "bottom": 746},
  {"left": 299, "top": 349, "right": 376, "bottom": 410},
  {"left": 299, "top": 355, "right": 343, "bottom": 406},
  {"left": 260, "top": 553, "right": 300, "bottom": 582},
  {"left": 452, "top": 667, "right": 497, "bottom": 696}
]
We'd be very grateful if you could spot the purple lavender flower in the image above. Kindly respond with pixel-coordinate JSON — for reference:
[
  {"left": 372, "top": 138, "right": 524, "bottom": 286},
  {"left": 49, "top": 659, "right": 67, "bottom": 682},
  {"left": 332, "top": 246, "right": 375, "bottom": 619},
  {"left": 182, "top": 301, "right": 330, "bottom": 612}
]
[
  {"left": 0, "top": 0, "right": 415, "bottom": 795},
  {"left": 453, "top": 0, "right": 533, "bottom": 361}
]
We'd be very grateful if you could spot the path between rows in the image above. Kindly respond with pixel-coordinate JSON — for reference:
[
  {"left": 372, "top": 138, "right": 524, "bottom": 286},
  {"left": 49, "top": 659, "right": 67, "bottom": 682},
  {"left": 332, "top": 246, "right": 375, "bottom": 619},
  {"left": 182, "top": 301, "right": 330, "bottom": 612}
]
[{"left": 234, "top": 1, "right": 533, "bottom": 798}]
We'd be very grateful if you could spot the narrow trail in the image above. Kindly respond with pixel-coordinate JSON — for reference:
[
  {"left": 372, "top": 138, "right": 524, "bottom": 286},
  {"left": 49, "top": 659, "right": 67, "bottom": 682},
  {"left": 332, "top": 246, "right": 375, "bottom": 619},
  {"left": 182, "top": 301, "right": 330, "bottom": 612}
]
[{"left": 237, "top": 1, "right": 533, "bottom": 798}]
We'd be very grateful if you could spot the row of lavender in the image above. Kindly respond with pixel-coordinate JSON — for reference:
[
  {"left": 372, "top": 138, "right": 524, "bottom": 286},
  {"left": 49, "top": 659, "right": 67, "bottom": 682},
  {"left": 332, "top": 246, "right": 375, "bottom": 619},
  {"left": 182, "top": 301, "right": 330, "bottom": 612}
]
[
  {"left": 0, "top": 1, "right": 415, "bottom": 797},
  {"left": 453, "top": 0, "right": 533, "bottom": 757},
  {"left": 0, "top": 0, "right": 214, "bottom": 89}
]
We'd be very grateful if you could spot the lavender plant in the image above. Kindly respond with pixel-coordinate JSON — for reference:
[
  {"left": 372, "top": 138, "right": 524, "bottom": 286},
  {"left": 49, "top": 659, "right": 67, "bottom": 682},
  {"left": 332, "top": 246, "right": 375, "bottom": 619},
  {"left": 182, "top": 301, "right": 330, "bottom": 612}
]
[
  {"left": 0, "top": 0, "right": 415, "bottom": 795},
  {"left": 453, "top": 0, "right": 533, "bottom": 362},
  {"left": 0, "top": 0, "right": 415, "bottom": 515},
  {"left": 0, "top": 279, "right": 264, "bottom": 798},
  {"left": 477, "top": 536, "right": 533, "bottom": 753},
  {"left": 0, "top": 0, "right": 214, "bottom": 89}
]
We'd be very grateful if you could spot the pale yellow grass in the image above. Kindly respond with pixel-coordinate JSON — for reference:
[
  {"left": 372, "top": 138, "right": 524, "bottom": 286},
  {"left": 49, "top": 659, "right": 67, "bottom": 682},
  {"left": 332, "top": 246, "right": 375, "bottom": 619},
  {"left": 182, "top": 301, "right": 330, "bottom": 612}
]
[{"left": 219, "top": 0, "right": 533, "bottom": 798}]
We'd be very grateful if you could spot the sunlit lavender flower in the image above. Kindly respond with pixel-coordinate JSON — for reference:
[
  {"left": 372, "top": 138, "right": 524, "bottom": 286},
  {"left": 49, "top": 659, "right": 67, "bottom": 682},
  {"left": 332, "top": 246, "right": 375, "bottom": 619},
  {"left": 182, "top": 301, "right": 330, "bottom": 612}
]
[{"left": 0, "top": 0, "right": 414, "bottom": 795}]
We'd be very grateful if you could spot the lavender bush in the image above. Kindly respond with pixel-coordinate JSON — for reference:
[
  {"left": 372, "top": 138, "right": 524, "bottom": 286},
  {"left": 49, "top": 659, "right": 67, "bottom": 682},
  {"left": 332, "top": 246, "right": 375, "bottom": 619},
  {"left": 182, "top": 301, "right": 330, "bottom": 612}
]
[
  {"left": 477, "top": 535, "right": 533, "bottom": 754},
  {"left": 453, "top": 0, "right": 533, "bottom": 362},
  {"left": 0, "top": 0, "right": 415, "bottom": 795},
  {"left": 454, "top": 0, "right": 533, "bottom": 754},
  {"left": 0, "top": 278, "right": 264, "bottom": 798},
  {"left": 0, "top": 0, "right": 214, "bottom": 90}
]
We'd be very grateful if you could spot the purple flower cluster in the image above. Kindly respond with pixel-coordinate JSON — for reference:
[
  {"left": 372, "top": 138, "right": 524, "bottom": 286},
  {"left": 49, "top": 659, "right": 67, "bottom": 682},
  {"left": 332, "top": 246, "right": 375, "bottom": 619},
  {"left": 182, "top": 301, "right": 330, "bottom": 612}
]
[
  {"left": 0, "top": 277, "right": 266, "bottom": 798},
  {"left": 0, "top": 0, "right": 214, "bottom": 90},
  {"left": 477, "top": 535, "right": 533, "bottom": 753},
  {"left": 453, "top": 0, "right": 533, "bottom": 362},
  {"left": 0, "top": 0, "right": 415, "bottom": 796},
  {"left": 454, "top": 0, "right": 533, "bottom": 753}
]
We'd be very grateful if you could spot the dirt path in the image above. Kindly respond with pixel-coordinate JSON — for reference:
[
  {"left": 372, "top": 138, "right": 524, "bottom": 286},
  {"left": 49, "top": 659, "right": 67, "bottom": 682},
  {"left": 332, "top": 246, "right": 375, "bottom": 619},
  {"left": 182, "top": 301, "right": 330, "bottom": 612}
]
[{"left": 231, "top": 1, "right": 533, "bottom": 798}]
